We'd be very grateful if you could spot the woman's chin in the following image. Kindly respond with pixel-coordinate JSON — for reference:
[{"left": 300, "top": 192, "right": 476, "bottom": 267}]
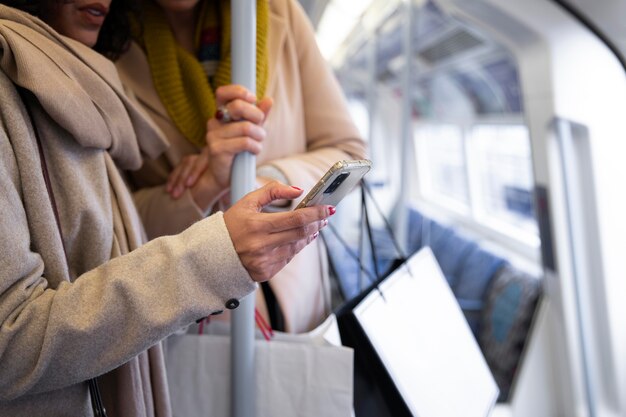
[{"left": 71, "top": 30, "right": 100, "bottom": 48}]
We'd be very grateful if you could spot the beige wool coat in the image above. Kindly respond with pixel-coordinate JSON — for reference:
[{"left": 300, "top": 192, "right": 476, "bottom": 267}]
[
  {"left": 116, "top": 0, "right": 367, "bottom": 333},
  {"left": 0, "top": 6, "right": 256, "bottom": 416}
]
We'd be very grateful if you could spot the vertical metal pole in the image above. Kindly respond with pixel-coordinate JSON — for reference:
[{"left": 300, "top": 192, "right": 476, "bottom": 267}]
[
  {"left": 361, "top": 28, "right": 377, "bottom": 288},
  {"left": 555, "top": 119, "right": 597, "bottom": 417},
  {"left": 396, "top": 0, "right": 414, "bottom": 254},
  {"left": 366, "top": 31, "right": 377, "bottom": 168},
  {"left": 230, "top": 0, "right": 256, "bottom": 416}
]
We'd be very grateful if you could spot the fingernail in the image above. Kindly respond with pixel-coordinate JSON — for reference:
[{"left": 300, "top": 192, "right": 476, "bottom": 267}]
[
  {"left": 323, "top": 219, "right": 329, "bottom": 227},
  {"left": 312, "top": 232, "right": 319, "bottom": 240},
  {"left": 292, "top": 186, "right": 303, "bottom": 191},
  {"left": 328, "top": 206, "right": 336, "bottom": 215}
]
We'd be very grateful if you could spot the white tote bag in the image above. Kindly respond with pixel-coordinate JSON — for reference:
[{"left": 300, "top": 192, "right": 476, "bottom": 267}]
[{"left": 164, "top": 314, "right": 354, "bottom": 417}]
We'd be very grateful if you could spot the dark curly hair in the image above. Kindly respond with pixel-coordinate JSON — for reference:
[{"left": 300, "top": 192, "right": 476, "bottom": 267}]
[{"left": 0, "top": 0, "right": 140, "bottom": 59}]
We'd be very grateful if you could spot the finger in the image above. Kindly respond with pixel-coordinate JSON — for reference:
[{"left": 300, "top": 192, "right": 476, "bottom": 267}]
[
  {"left": 283, "top": 229, "right": 320, "bottom": 258},
  {"left": 240, "top": 181, "right": 304, "bottom": 209},
  {"left": 265, "top": 205, "right": 333, "bottom": 233},
  {"left": 168, "top": 156, "right": 202, "bottom": 195},
  {"left": 209, "top": 136, "right": 263, "bottom": 157},
  {"left": 257, "top": 97, "right": 273, "bottom": 121},
  {"left": 185, "top": 154, "right": 210, "bottom": 187},
  {"left": 240, "top": 215, "right": 327, "bottom": 256},
  {"left": 224, "top": 99, "right": 267, "bottom": 124},
  {"left": 176, "top": 158, "right": 198, "bottom": 190},
  {"left": 166, "top": 164, "right": 184, "bottom": 194},
  {"left": 215, "top": 84, "right": 257, "bottom": 106},
  {"left": 207, "top": 117, "right": 222, "bottom": 132},
  {"left": 244, "top": 206, "right": 331, "bottom": 239},
  {"left": 207, "top": 121, "right": 267, "bottom": 142},
  {"left": 252, "top": 241, "right": 310, "bottom": 280},
  {"left": 246, "top": 254, "right": 288, "bottom": 283},
  {"left": 259, "top": 217, "right": 328, "bottom": 247},
  {"left": 245, "top": 234, "right": 321, "bottom": 282}
]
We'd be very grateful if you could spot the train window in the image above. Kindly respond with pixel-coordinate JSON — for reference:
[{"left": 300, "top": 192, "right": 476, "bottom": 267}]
[
  {"left": 414, "top": 124, "right": 469, "bottom": 210},
  {"left": 335, "top": 0, "right": 539, "bottom": 252},
  {"left": 468, "top": 124, "right": 537, "bottom": 240},
  {"left": 404, "top": 48, "right": 537, "bottom": 248},
  {"left": 412, "top": 120, "right": 539, "bottom": 249}
]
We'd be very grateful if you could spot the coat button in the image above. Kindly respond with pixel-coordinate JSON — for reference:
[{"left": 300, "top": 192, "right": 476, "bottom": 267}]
[{"left": 225, "top": 299, "right": 240, "bottom": 309}]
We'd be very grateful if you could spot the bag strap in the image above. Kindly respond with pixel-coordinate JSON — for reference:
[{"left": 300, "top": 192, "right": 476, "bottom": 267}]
[
  {"left": 324, "top": 179, "right": 410, "bottom": 295},
  {"left": 254, "top": 308, "right": 273, "bottom": 340},
  {"left": 18, "top": 88, "right": 108, "bottom": 417},
  {"left": 260, "top": 281, "right": 285, "bottom": 332},
  {"left": 361, "top": 180, "right": 407, "bottom": 263}
]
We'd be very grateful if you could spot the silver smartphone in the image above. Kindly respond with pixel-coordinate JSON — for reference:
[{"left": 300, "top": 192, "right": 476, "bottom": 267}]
[{"left": 295, "top": 159, "right": 372, "bottom": 209}]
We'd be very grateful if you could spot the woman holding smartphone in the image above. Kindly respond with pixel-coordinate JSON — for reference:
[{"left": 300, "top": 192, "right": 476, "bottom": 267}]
[
  {"left": 114, "top": 0, "right": 368, "bottom": 333},
  {"left": 0, "top": 1, "right": 330, "bottom": 415}
]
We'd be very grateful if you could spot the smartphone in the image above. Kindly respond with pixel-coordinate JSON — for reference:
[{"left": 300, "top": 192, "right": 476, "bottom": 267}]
[{"left": 295, "top": 159, "right": 372, "bottom": 209}]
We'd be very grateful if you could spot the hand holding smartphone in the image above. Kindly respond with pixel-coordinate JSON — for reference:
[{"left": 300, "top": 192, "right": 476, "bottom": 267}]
[{"left": 295, "top": 159, "right": 372, "bottom": 209}]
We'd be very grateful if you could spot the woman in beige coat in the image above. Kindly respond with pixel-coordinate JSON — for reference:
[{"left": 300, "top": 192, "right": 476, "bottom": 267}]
[
  {"left": 0, "top": 2, "right": 330, "bottom": 416},
  {"left": 115, "top": 0, "right": 367, "bottom": 333}
]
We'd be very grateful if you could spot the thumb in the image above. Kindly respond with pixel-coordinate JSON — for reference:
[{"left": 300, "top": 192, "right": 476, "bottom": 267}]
[
  {"left": 258, "top": 97, "right": 273, "bottom": 120},
  {"left": 244, "top": 181, "right": 303, "bottom": 209}
]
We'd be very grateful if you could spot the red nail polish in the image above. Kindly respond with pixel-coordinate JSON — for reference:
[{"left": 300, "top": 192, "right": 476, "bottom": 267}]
[
  {"left": 328, "top": 206, "right": 336, "bottom": 215},
  {"left": 215, "top": 109, "right": 224, "bottom": 120},
  {"left": 292, "top": 186, "right": 303, "bottom": 191}
]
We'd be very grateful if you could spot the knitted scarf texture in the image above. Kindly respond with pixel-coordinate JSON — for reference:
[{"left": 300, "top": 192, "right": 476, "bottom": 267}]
[{"left": 140, "top": 0, "right": 269, "bottom": 148}]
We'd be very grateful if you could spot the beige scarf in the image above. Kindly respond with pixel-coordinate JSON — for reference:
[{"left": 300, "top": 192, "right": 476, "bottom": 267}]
[{"left": 0, "top": 4, "right": 167, "bottom": 170}]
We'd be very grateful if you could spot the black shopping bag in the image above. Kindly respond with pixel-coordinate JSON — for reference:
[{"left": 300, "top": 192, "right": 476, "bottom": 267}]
[{"left": 336, "top": 248, "right": 499, "bottom": 417}]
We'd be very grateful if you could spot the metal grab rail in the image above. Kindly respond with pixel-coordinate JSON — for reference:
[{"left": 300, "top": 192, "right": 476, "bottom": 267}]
[
  {"left": 230, "top": 0, "right": 257, "bottom": 416},
  {"left": 554, "top": 118, "right": 598, "bottom": 417}
]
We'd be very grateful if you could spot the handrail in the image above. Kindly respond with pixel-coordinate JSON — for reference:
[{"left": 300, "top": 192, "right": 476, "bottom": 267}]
[
  {"left": 554, "top": 117, "right": 597, "bottom": 417},
  {"left": 230, "top": 0, "right": 257, "bottom": 416},
  {"left": 395, "top": 0, "right": 414, "bottom": 254}
]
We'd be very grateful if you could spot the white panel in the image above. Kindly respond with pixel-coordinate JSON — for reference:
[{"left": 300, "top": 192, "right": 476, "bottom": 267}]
[{"left": 439, "top": 1, "right": 626, "bottom": 416}]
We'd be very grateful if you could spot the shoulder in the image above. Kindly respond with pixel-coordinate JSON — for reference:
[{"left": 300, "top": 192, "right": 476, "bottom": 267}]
[
  {"left": 115, "top": 42, "right": 163, "bottom": 111},
  {"left": 115, "top": 42, "right": 149, "bottom": 84},
  {"left": 269, "top": 0, "right": 318, "bottom": 53},
  {"left": 269, "top": 0, "right": 310, "bottom": 27}
]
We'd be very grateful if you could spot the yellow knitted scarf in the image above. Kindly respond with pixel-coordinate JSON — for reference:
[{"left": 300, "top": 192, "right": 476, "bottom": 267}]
[{"left": 140, "top": 0, "right": 269, "bottom": 148}]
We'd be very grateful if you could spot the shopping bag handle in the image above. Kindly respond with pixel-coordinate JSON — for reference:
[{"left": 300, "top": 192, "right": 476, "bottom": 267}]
[{"left": 255, "top": 308, "right": 274, "bottom": 341}]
